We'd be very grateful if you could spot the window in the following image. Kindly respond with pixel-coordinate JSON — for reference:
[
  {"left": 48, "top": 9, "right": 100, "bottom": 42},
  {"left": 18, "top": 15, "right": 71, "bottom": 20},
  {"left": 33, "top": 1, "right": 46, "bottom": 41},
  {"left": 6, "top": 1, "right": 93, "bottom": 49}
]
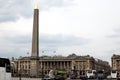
[{"left": 6, "top": 64, "right": 11, "bottom": 72}]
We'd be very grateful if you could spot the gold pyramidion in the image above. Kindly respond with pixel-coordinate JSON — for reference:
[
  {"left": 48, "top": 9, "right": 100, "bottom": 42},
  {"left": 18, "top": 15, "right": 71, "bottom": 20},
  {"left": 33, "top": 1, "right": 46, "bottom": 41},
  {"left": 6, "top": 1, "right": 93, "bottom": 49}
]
[{"left": 34, "top": 3, "right": 39, "bottom": 9}]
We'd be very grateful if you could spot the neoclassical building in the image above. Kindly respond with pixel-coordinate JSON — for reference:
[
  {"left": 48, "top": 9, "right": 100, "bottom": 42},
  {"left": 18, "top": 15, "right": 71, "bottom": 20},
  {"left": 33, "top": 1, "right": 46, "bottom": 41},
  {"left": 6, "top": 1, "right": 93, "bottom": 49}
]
[
  {"left": 11, "top": 54, "right": 110, "bottom": 77},
  {"left": 10, "top": 3, "right": 110, "bottom": 77},
  {"left": 111, "top": 54, "right": 120, "bottom": 76}
]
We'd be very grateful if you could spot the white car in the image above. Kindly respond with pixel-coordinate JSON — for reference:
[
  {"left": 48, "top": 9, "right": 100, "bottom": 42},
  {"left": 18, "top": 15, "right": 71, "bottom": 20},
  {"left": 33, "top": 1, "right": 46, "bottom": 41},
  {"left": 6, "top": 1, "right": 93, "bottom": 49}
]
[{"left": 107, "top": 75, "right": 112, "bottom": 80}]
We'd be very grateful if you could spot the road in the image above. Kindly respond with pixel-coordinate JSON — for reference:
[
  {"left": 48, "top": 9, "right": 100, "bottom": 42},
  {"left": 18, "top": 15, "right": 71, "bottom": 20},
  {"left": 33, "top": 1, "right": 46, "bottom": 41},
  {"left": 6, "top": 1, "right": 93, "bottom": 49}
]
[
  {"left": 11, "top": 77, "right": 118, "bottom": 80},
  {"left": 69, "top": 79, "right": 116, "bottom": 80},
  {"left": 11, "top": 77, "right": 42, "bottom": 80}
]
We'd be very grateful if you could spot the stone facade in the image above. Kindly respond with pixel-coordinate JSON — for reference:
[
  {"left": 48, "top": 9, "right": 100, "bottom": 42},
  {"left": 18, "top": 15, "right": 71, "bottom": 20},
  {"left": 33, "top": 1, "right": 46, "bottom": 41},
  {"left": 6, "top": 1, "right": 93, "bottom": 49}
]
[
  {"left": 11, "top": 58, "right": 18, "bottom": 77},
  {"left": 111, "top": 54, "right": 120, "bottom": 76},
  {"left": 12, "top": 54, "right": 110, "bottom": 77}
]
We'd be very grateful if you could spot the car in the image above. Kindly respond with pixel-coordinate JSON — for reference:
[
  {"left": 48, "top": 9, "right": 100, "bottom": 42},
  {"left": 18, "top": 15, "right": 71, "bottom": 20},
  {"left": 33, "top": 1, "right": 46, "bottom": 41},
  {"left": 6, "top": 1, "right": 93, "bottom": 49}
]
[
  {"left": 117, "top": 77, "right": 120, "bottom": 80},
  {"left": 107, "top": 75, "right": 112, "bottom": 80},
  {"left": 77, "top": 75, "right": 87, "bottom": 80},
  {"left": 54, "top": 75, "right": 65, "bottom": 80},
  {"left": 43, "top": 74, "right": 53, "bottom": 80},
  {"left": 69, "top": 74, "right": 76, "bottom": 79}
]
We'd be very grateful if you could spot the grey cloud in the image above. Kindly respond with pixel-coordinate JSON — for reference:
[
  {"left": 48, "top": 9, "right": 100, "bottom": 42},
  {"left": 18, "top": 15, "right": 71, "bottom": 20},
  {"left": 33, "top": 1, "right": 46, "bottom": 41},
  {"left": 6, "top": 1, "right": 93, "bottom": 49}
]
[
  {"left": 106, "top": 28, "right": 120, "bottom": 44},
  {"left": 0, "top": 33, "right": 32, "bottom": 58},
  {"left": 0, "top": 33, "right": 31, "bottom": 44},
  {"left": 0, "top": 33, "right": 90, "bottom": 57},
  {"left": 7, "top": 35, "right": 31, "bottom": 44},
  {"left": 40, "top": 34, "right": 90, "bottom": 47},
  {"left": 107, "top": 28, "right": 120, "bottom": 38},
  {"left": 39, "top": 0, "right": 73, "bottom": 10},
  {"left": 2, "top": 34, "right": 90, "bottom": 47},
  {"left": 108, "top": 35, "right": 120, "bottom": 38},
  {"left": 0, "top": 0, "right": 73, "bottom": 22},
  {"left": 0, "top": 0, "right": 33, "bottom": 22},
  {"left": 107, "top": 49, "right": 120, "bottom": 54},
  {"left": 114, "top": 28, "right": 120, "bottom": 32},
  {"left": 40, "top": 0, "right": 64, "bottom": 8}
]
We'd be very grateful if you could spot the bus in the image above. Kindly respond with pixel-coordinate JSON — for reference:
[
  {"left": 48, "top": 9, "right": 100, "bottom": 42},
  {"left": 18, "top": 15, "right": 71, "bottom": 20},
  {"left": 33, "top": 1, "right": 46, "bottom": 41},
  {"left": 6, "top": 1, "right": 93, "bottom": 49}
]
[
  {"left": 111, "top": 70, "right": 117, "bottom": 79},
  {"left": 97, "top": 70, "right": 106, "bottom": 79},
  {"left": 0, "top": 58, "right": 11, "bottom": 80},
  {"left": 87, "top": 70, "right": 96, "bottom": 79}
]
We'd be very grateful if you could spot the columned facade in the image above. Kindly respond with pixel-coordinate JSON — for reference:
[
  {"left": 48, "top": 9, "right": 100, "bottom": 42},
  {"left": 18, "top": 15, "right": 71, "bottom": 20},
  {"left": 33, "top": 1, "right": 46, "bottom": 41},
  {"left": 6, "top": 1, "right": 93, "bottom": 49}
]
[
  {"left": 111, "top": 54, "right": 120, "bottom": 76},
  {"left": 14, "top": 54, "right": 110, "bottom": 77}
]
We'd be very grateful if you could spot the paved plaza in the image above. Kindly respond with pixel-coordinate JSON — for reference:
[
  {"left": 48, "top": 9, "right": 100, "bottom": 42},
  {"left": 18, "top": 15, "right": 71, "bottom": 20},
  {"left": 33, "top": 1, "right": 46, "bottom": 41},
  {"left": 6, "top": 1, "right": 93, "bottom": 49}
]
[
  {"left": 11, "top": 77, "right": 117, "bottom": 80},
  {"left": 11, "top": 77, "right": 42, "bottom": 80}
]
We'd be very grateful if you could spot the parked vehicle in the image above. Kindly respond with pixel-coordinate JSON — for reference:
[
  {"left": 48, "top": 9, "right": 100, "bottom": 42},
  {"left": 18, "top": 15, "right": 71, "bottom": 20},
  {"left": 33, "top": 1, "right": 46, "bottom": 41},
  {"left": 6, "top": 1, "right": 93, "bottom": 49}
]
[
  {"left": 111, "top": 70, "right": 117, "bottom": 79},
  {"left": 87, "top": 70, "right": 97, "bottom": 79},
  {"left": 43, "top": 74, "right": 52, "bottom": 80},
  {"left": 54, "top": 75, "right": 65, "bottom": 80},
  {"left": 117, "top": 77, "right": 120, "bottom": 80},
  {"left": 0, "top": 58, "right": 11, "bottom": 80},
  {"left": 107, "top": 75, "right": 112, "bottom": 80},
  {"left": 77, "top": 75, "right": 87, "bottom": 80},
  {"left": 97, "top": 70, "right": 106, "bottom": 79}
]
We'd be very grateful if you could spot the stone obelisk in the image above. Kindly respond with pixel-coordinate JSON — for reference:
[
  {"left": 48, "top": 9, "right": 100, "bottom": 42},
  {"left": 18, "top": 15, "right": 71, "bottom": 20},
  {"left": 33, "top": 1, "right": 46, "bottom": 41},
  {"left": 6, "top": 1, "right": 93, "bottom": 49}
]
[{"left": 30, "top": 3, "right": 39, "bottom": 78}]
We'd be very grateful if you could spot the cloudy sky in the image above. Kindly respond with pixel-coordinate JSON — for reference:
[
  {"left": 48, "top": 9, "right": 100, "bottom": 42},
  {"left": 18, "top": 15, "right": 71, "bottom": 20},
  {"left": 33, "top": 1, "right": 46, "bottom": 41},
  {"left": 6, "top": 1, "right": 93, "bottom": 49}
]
[{"left": 0, "top": 0, "right": 120, "bottom": 64}]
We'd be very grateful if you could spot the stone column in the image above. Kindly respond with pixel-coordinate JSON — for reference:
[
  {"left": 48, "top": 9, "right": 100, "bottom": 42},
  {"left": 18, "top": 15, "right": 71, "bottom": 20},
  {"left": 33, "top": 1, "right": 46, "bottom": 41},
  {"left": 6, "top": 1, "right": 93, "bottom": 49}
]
[{"left": 64, "top": 61, "right": 65, "bottom": 69}]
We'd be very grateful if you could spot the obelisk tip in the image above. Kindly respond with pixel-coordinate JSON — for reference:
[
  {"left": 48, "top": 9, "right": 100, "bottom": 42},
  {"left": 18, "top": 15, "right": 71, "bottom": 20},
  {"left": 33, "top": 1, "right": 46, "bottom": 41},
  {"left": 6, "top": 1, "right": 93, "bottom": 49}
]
[{"left": 34, "top": 3, "right": 39, "bottom": 9}]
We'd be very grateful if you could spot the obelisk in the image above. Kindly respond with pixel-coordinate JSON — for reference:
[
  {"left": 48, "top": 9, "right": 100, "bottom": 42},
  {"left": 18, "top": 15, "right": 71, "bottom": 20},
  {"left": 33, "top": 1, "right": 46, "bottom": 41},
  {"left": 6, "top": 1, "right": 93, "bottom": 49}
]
[{"left": 30, "top": 3, "right": 39, "bottom": 78}]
